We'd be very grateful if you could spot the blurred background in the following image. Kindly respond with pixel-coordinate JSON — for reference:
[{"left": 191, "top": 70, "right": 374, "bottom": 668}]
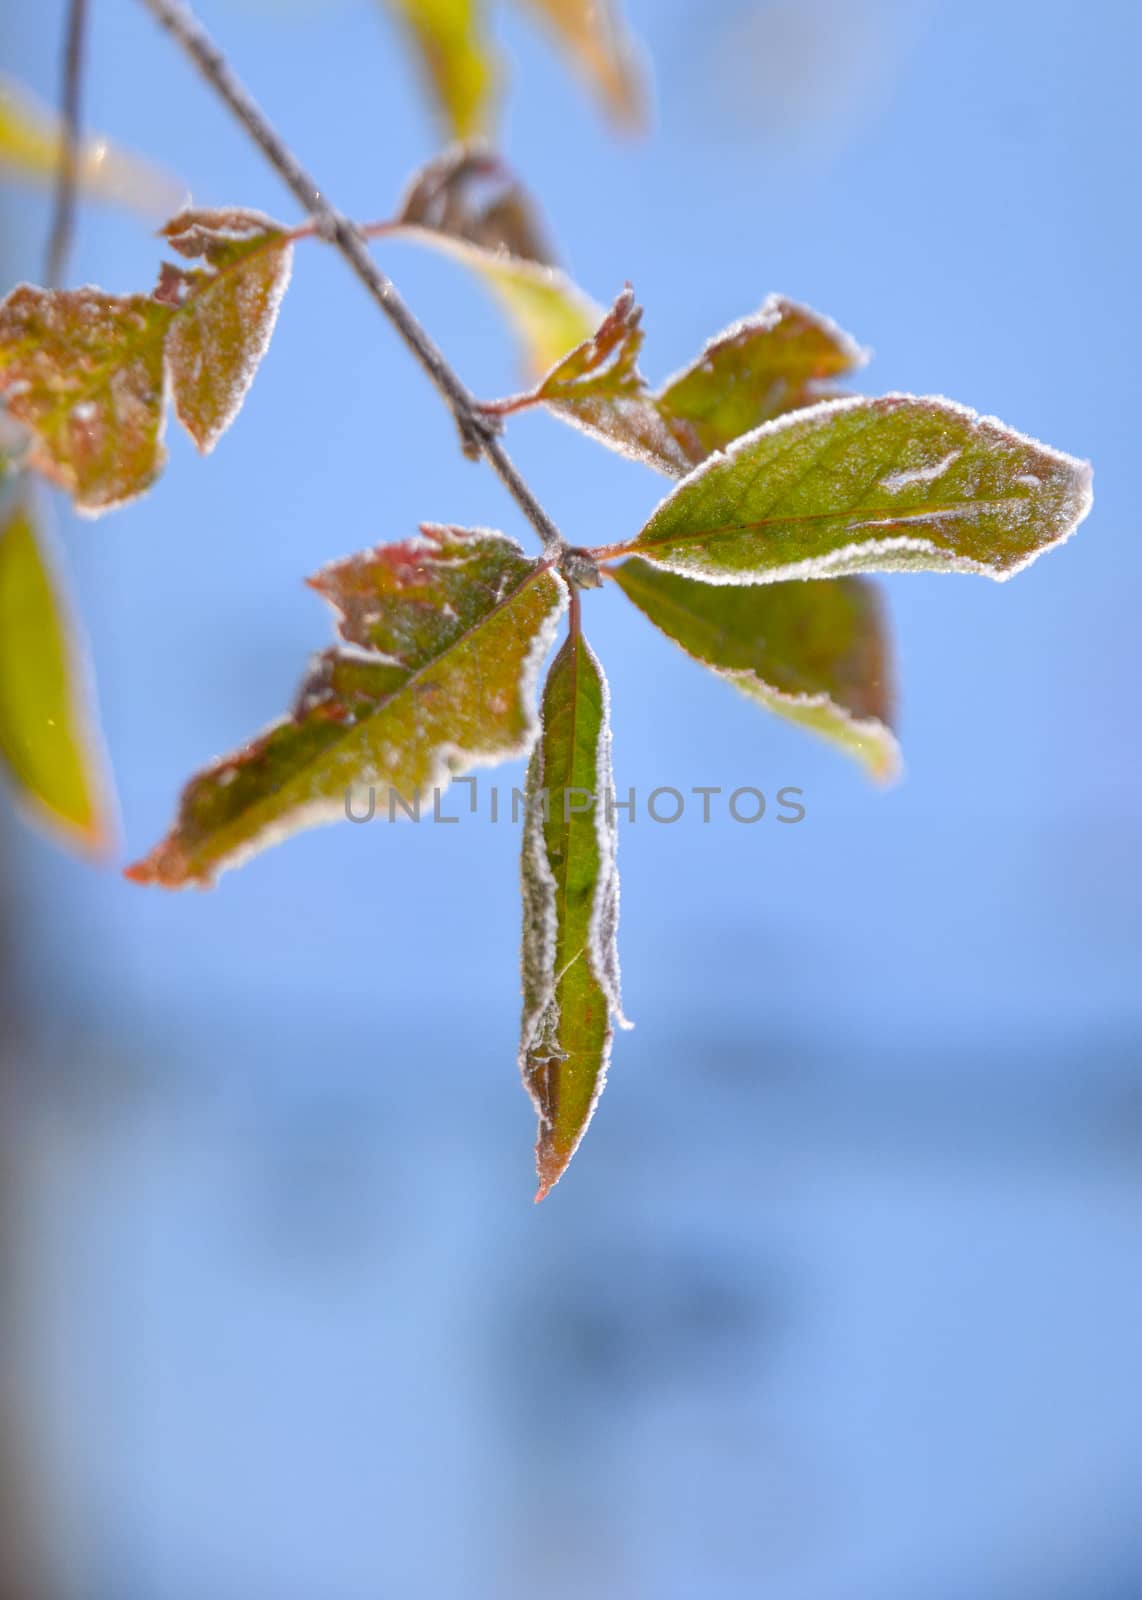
[{"left": 2, "top": 0, "right": 1141, "bottom": 1595}]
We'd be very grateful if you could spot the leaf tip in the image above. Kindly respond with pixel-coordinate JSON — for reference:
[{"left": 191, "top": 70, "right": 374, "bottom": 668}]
[
  {"left": 122, "top": 839, "right": 201, "bottom": 890},
  {"left": 533, "top": 1142, "right": 568, "bottom": 1203}
]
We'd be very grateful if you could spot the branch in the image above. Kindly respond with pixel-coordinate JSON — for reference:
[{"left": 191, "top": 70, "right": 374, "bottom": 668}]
[
  {"left": 45, "top": 0, "right": 90, "bottom": 287},
  {"left": 136, "top": 0, "right": 566, "bottom": 558}
]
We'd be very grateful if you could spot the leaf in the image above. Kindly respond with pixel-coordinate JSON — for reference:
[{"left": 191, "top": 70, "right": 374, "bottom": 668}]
[
  {"left": 655, "top": 296, "right": 869, "bottom": 463},
  {"left": 391, "top": 145, "right": 603, "bottom": 378},
  {"left": 493, "top": 286, "right": 694, "bottom": 473},
  {"left": 488, "top": 291, "right": 869, "bottom": 474},
  {"left": 0, "top": 287, "right": 173, "bottom": 511},
  {"left": 520, "top": 625, "right": 628, "bottom": 1200},
  {"left": 612, "top": 558, "right": 899, "bottom": 781},
  {"left": 156, "top": 209, "right": 293, "bottom": 453},
  {"left": 0, "top": 208, "right": 292, "bottom": 511},
  {"left": 380, "top": 0, "right": 645, "bottom": 137},
  {"left": 0, "top": 492, "right": 114, "bottom": 851},
  {"left": 621, "top": 395, "right": 1094, "bottom": 584},
  {"left": 126, "top": 526, "right": 567, "bottom": 888},
  {"left": 0, "top": 74, "right": 183, "bottom": 218},
  {"left": 383, "top": 0, "right": 494, "bottom": 140},
  {"left": 513, "top": 0, "right": 645, "bottom": 128}
]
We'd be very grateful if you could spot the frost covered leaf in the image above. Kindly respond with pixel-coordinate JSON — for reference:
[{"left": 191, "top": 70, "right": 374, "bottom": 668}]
[
  {"left": 392, "top": 145, "right": 602, "bottom": 377},
  {"left": 656, "top": 296, "right": 869, "bottom": 463},
  {"left": 612, "top": 558, "right": 898, "bottom": 780},
  {"left": 0, "top": 494, "right": 114, "bottom": 851},
  {"left": 0, "top": 208, "right": 291, "bottom": 511},
  {"left": 157, "top": 208, "right": 293, "bottom": 453},
  {"left": 623, "top": 396, "right": 1094, "bottom": 584},
  {"left": 489, "top": 291, "right": 868, "bottom": 474},
  {"left": 383, "top": 0, "right": 494, "bottom": 139},
  {"left": 0, "top": 287, "right": 173, "bottom": 511},
  {"left": 514, "top": 0, "right": 645, "bottom": 128},
  {"left": 521, "top": 626, "right": 627, "bottom": 1200},
  {"left": 493, "top": 287, "right": 694, "bottom": 473},
  {"left": 126, "top": 526, "right": 566, "bottom": 888},
  {"left": 0, "top": 74, "right": 182, "bottom": 218}
]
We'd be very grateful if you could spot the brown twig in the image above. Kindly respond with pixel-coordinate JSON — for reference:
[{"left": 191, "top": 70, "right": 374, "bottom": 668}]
[
  {"left": 45, "top": 0, "right": 90, "bottom": 287},
  {"left": 136, "top": 0, "right": 567, "bottom": 559}
]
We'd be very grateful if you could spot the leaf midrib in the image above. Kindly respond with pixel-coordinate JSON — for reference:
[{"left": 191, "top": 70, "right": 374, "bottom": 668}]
[{"left": 213, "top": 558, "right": 556, "bottom": 830}]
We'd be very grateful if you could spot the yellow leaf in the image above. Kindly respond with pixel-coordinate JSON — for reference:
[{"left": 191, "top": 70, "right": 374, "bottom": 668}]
[
  {"left": 0, "top": 494, "right": 115, "bottom": 854},
  {"left": 0, "top": 74, "right": 183, "bottom": 219},
  {"left": 384, "top": 0, "right": 496, "bottom": 138},
  {"left": 514, "top": 0, "right": 645, "bottom": 128}
]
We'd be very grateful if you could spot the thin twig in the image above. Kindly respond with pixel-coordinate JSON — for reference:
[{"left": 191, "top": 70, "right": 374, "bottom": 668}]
[
  {"left": 46, "top": 0, "right": 90, "bottom": 287},
  {"left": 136, "top": 0, "right": 566, "bottom": 558}
]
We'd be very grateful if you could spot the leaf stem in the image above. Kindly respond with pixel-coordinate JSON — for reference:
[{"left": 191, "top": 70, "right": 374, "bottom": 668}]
[
  {"left": 45, "top": 0, "right": 90, "bottom": 288},
  {"left": 135, "top": 0, "right": 567, "bottom": 558}
]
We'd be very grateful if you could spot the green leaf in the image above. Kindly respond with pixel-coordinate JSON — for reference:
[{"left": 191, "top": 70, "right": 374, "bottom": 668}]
[
  {"left": 622, "top": 395, "right": 1093, "bottom": 583},
  {"left": 0, "top": 492, "right": 114, "bottom": 851},
  {"left": 488, "top": 290, "right": 869, "bottom": 474},
  {"left": 126, "top": 526, "right": 567, "bottom": 888},
  {"left": 0, "top": 74, "right": 183, "bottom": 218},
  {"left": 612, "top": 558, "right": 899, "bottom": 781},
  {"left": 512, "top": 0, "right": 645, "bottom": 128},
  {"left": 0, "top": 209, "right": 292, "bottom": 511},
  {"left": 391, "top": 145, "right": 603, "bottom": 378},
  {"left": 656, "top": 296, "right": 869, "bottom": 462},
  {"left": 521, "top": 625, "right": 628, "bottom": 1200},
  {"left": 383, "top": 0, "right": 494, "bottom": 140}
]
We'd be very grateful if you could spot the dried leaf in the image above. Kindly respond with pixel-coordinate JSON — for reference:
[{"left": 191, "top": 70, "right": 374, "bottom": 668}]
[
  {"left": 0, "top": 492, "right": 114, "bottom": 851},
  {"left": 623, "top": 396, "right": 1094, "bottom": 584},
  {"left": 0, "top": 208, "right": 292, "bottom": 511},
  {"left": 384, "top": 0, "right": 494, "bottom": 140},
  {"left": 612, "top": 558, "right": 899, "bottom": 781},
  {"left": 489, "top": 290, "right": 869, "bottom": 474},
  {"left": 126, "top": 526, "right": 567, "bottom": 888},
  {"left": 520, "top": 627, "right": 628, "bottom": 1201},
  {"left": 513, "top": 0, "right": 646, "bottom": 128},
  {"left": 0, "top": 74, "right": 183, "bottom": 218},
  {"left": 392, "top": 145, "right": 602, "bottom": 377}
]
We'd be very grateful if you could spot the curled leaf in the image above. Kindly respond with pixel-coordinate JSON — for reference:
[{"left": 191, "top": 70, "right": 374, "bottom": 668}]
[
  {"left": 488, "top": 290, "right": 869, "bottom": 473},
  {"left": 622, "top": 395, "right": 1093, "bottom": 584},
  {"left": 0, "top": 492, "right": 114, "bottom": 851},
  {"left": 0, "top": 74, "right": 183, "bottom": 218},
  {"left": 126, "top": 526, "right": 567, "bottom": 888},
  {"left": 521, "top": 626, "right": 628, "bottom": 1200},
  {"left": 612, "top": 558, "right": 899, "bottom": 781},
  {"left": 494, "top": 286, "right": 693, "bottom": 473},
  {"left": 0, "top": 208, "right": 292, "bottom": 511},
  {"left": 391, "top": 145, "right": 602, "bottom": 377}
]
